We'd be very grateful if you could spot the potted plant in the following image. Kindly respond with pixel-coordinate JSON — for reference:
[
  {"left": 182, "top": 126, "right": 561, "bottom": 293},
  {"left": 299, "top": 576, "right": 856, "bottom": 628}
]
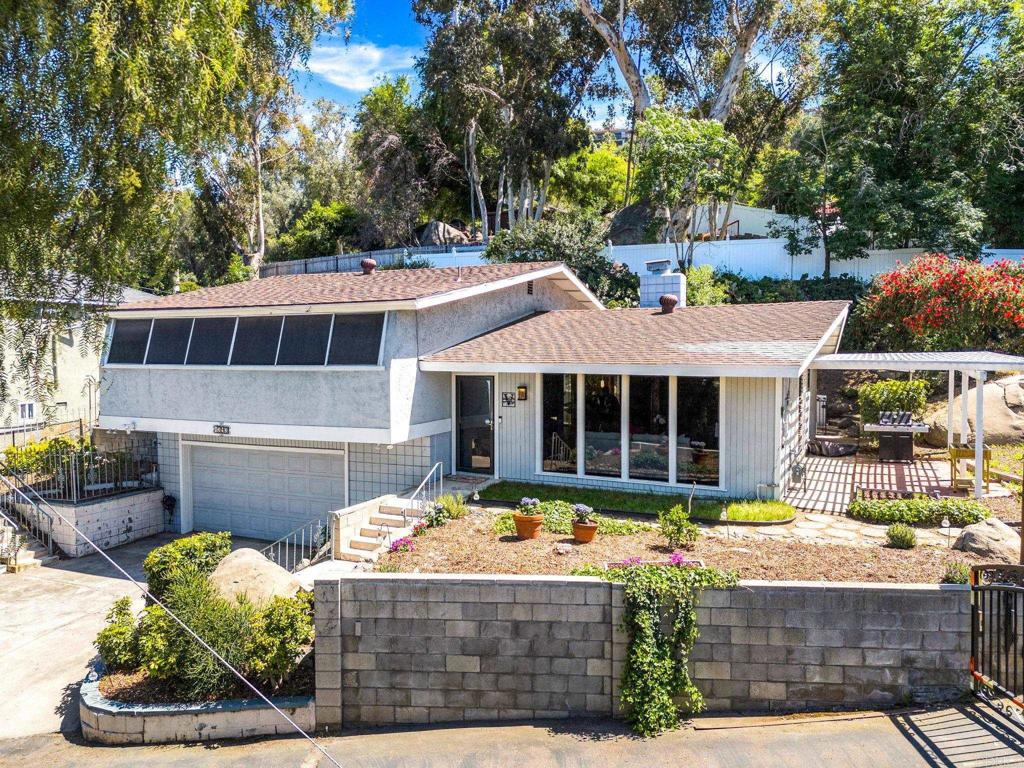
[
  {"left": 513, "top": 497, "right": 544, "bottom": 540},
  {"left": 572, "top": 503, "right": 598, "bottom": 543}
]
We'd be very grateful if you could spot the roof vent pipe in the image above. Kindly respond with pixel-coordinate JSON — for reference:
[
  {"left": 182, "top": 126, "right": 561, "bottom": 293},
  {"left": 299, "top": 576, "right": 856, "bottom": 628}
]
[
  {"left": 660, "top": 294, "right": 679, "bottom": 314},
  {"left": 360, "top": 257, "right": 377, "bottom": 275}
]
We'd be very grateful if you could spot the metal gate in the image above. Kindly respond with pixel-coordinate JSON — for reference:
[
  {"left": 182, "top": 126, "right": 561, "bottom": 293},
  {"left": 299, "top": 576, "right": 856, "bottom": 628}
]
[{"left": 971, "top": 564, "right": 1024, "bottom": 725}]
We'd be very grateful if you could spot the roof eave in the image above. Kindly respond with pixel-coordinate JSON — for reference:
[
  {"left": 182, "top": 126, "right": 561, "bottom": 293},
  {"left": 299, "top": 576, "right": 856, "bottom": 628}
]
[{"left": 419, "top": 360, "right": 803, "bottom": 378}]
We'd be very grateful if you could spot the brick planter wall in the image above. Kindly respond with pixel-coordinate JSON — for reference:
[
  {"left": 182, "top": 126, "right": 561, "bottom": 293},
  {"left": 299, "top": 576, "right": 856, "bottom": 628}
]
[{"left": 313, "top": 575, "right": 970, "bottom": 728}]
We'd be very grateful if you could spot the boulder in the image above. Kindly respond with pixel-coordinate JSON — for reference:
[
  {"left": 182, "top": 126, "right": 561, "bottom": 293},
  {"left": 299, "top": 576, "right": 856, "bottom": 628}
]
[
  {"left": 924, "top": 375, "right": 1024, "bottom": 448},
  {"left": 209, "top": 548, "right": 302, "bottom": 605},
  {"left": 953, "top": 517, "right": 1021, "bottom": 563},
  {"left": 419, "top": 220, "right": 469, "bottom": 246}
]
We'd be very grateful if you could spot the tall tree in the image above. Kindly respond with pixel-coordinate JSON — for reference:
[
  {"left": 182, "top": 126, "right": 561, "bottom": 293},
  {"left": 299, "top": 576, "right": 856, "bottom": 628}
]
[{"left": 819, "top": 0, "right": 1011, "bottom": 259}]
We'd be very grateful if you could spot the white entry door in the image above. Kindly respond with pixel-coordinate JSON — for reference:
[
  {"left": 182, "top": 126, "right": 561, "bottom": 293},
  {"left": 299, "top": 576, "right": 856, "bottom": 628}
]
[{"left": 188, "top": 444, "right": 346, "bottom": 541}]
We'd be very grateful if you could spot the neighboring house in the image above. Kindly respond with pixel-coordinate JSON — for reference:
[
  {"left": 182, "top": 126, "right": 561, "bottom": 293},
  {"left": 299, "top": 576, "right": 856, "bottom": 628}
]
[
  {"left": 1, "top": 285, "right": 153, "bottom": 438},
  {"left": 98, "top": 262, "right": 847, "bottom": 541}
]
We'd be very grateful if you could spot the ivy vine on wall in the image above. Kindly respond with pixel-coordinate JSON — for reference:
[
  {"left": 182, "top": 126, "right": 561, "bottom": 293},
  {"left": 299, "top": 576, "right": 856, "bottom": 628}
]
[{"left": 575, "top": 562, "right": 738, "bottom": 735}]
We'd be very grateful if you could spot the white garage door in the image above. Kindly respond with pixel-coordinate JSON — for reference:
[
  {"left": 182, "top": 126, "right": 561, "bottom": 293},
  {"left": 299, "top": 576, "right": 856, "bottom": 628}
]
[{"left": 189, "top": 444, "right": 346, "bottom": 541}]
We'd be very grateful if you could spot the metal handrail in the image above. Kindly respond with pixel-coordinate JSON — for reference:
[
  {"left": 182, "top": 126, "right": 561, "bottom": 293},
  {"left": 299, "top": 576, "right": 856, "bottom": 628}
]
[
  {"left": 0, "top": 473, "right": 55, "bottom": 555},
  {"left": 403, "top": 462, "right": 444, "bottom": 526},
  {"left": 259, "top": 518, "right": 327, "bottom": 573}
]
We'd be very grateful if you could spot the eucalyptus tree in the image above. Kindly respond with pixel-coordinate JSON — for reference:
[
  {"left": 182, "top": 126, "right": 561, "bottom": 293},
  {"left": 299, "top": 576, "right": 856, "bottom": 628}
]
[{"left": 416, "top": 0, "right": 607, "bottom": 236}]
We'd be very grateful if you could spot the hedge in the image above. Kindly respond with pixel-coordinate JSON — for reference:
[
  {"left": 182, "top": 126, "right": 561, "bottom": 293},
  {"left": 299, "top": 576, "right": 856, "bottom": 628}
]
[
  {"left": 847, "top": 497, "right": 988, "bottom": 527},
  {"left": 142, "top": 531, "right": 232, "bottom": 599},
  {"left": 857, "top": 379, "right": 929, "bottom": 425}
]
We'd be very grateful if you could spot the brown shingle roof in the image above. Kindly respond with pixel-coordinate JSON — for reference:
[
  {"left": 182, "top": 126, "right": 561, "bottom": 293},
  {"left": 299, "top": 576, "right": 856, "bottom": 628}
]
[
  {"left": 422, "top": 300, "right": 849, "bottom": 372},
  {"left": 117, "top": 263, "right": 565, "bottom": 312}
]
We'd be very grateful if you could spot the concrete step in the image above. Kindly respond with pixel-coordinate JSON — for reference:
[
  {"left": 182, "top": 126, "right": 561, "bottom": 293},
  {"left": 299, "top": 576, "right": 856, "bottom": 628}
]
[
  {"left": 369, "top": 512, "right": 408, "bottom": 527},
  {"left": 349, "top": 535, "right": 384, "bottom": 552},
  {"left": 360, "top": 526, "right": 391, "bottom": 539},
  {"left": 335, "top": 546, "right": 379, "bottom": 563},
  {"left": 379, "top": 503, "right": 424, "bottom": 518}
]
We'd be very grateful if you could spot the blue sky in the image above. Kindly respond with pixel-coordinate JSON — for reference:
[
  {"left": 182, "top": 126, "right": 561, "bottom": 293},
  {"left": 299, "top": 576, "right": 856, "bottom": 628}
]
[{"left": 296, "top": 0, "right": 425, "bottom": 107}]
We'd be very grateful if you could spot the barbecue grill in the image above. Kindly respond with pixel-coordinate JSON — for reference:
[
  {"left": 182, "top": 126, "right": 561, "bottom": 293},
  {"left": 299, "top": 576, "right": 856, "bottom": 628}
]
[{"left": 862, "top": 410, "right": 930, "bottom": 462}]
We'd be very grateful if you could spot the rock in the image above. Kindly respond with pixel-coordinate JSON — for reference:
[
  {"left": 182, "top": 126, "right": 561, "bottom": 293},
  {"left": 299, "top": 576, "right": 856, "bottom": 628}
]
[
  {"left": 418, "top": 220, "right": 469, "bottom": 246},
  {"left": 924, "top": 375, "right": 1024, "bottom": 448},
  {"left": 209, "top": 548, "right": 302, "bottom": 605},
  {"left": 953, "top": 517, "right": 1021, "bottom": 563}
]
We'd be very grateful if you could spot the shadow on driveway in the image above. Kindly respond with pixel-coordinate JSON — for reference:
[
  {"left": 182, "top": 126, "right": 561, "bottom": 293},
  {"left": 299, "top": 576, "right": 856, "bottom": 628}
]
[{"left": 891, "top": 702, "right": 1024, "bottom": 767}]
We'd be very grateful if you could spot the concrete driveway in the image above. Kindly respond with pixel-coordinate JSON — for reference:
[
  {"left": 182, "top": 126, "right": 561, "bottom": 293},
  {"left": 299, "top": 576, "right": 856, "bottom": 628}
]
[
  {"left": 0, "top": 533, "right": 263, "bottom": 740},
  {"left": 2, "top": 704, "right": 1023, "bottom": 767}
]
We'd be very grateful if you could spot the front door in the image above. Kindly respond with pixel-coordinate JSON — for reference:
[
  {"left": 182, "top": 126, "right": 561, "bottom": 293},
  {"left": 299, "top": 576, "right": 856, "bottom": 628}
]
[{"left": 456, "top": 376, "right": 494, "bottom": 474}]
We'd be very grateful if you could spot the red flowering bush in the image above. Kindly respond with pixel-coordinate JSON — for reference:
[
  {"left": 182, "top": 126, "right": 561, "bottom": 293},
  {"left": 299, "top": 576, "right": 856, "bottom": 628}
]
[{"left": 850, "top": 254, "right": 1024, "bottom": 353}]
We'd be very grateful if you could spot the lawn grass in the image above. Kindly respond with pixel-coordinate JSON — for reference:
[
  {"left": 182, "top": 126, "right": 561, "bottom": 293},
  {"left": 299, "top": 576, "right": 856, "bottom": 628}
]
[
  {"left": 477, "top": 481, "right": 794, "bottom": 521},
  {"left": 478, "top": 480, "right": 693, "bottom": 516},
  {"left": 689, "top": 500, "right": 796, "bottom": 523},
  {"left": 990, "top": 443, "right": 1024, "bottom": 479}
]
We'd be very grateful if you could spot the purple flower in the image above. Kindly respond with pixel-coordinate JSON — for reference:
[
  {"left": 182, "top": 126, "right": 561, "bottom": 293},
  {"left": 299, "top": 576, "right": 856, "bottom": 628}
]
[
  {"left": 390, "top": 536, "right": 415, "bottom": 553},
  {"left": 623, "top": 556, "right": 644, "bottom": 567}
]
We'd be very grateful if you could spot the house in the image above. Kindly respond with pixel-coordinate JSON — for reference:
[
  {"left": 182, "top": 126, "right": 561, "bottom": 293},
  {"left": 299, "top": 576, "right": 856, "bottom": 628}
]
[
  {"left": 1, "top": 284, "right": 153, "bottom": 440},
  {"left": 97, "top": 261, "right": 848, "bottom": 542}
]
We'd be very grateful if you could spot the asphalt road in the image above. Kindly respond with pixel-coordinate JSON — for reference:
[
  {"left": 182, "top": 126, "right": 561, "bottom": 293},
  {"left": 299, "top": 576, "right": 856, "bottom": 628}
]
[{"left": 3, "top": 705, "right": 1024, "bottom": 768}]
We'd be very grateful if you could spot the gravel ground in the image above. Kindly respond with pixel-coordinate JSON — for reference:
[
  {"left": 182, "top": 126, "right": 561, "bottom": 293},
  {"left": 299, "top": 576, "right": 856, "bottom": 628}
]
[{"left": 376, "top": 509, "right": 988, "bottom": 583}]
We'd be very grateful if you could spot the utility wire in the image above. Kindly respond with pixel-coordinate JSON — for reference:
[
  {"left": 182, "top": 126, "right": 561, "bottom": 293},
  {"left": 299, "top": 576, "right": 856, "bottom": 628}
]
[{"left": 32, "top": 493, "right": 343, "bottom": 767}]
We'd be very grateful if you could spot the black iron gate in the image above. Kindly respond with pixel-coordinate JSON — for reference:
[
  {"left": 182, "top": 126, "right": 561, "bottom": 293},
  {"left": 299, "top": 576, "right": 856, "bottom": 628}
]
[{"left": 971, "top": 564, "right": 1024, "bottom": 725}]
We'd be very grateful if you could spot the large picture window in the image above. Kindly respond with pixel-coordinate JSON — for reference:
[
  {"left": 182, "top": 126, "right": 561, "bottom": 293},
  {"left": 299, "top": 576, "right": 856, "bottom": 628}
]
[
  {"left": 230, "top": 316, "right": 283, "bottom": 365},
  {"left": 186, "top": 317, "right": 236, "bottom": 365},
  {"left": 629, "top": 376, "right": 669, "bottom": 482},
  {"left": 277, "top": 315, "right": 332, "bottom": 366},
  {"left": 677, "top": 377, "right": 720, "bottom": 486},
  {"left": 327, "top": 313, "right": 385, "bottom": 365},
  {"left": 541, "top": 374, "right": 577, "bottom": 473},
  {"left": 584, "top": 374, "right": 621, "bottom": 478}
]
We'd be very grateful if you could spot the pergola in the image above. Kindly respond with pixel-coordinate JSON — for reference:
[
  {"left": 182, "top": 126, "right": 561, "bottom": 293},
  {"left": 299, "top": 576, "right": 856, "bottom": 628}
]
[{"left": 810, "top": 351, "right": 1024, "bottom": 498}]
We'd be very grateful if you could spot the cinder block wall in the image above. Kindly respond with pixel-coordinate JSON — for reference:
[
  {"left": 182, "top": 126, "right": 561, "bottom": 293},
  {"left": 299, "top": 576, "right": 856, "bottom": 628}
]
[
  {"left": 314, "top": 575, "right": 619, "bottom": 727},
  {"left": 680, "top": 581, "right": 970, "bottom": 711},
  {"left": 314, "top": 576, "right": 970, "bottom": 728}
]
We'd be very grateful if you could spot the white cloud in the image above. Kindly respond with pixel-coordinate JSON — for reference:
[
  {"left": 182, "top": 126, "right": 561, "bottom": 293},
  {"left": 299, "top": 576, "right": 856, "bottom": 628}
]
[{"left": 307, "top": 43, "right": 419, "bottom": 92}]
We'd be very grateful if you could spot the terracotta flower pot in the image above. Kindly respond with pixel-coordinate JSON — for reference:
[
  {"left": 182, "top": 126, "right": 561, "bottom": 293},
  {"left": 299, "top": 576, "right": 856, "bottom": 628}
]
[
  {"left": 572, "top": 520, "right": 598, "bottom": 544},
  {"left": 513, "top": 512, "right": 544, "bottom": 540}
]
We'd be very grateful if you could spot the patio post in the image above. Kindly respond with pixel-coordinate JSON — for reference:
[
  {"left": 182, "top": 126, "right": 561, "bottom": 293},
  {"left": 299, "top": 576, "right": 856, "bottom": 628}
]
[
  {"left": 946, "top": 368, "right": 955, "bottom": 448},
  {"left": 974, "top": 370, "right": 986, "bottom": 499},
  {"left": 959, "top": 370, "right": 971, "bottom": 478}
]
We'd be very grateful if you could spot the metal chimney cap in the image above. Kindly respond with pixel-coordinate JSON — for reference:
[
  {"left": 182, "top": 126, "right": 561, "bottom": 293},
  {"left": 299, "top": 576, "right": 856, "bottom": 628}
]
[
  {"left": 659, "top": 294, "right": 679, "bottom": 314},
  {"left": 360, "top": 257, "right": 377, "bottom": 275}
]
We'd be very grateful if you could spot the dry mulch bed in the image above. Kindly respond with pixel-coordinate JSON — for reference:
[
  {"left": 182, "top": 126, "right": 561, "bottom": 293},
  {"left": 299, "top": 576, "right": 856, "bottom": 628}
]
[
  {"left": 984, "top": 495, "right": 1022, "bottom": 526},
  {"left": 98, "top": 655, "right": 314, "bottom": 705},
  {"left": 377, "top": 510, "right": 987, "bottom": 583}
]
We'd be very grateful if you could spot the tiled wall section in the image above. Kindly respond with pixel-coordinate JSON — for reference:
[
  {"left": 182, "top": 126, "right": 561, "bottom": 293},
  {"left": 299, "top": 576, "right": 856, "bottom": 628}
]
[
  {"left": 314, "top": 576, "right": 970, "bottom": 727},
  {"left": 348, "top": 437, "right": 435, "bottom": 504}
]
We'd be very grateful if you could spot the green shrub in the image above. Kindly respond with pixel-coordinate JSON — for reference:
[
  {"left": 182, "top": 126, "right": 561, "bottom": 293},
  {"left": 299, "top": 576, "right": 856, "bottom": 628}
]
[
  {"left": 248, "top": 592, "right": 315, "bottom": 688},
  {"left": 848, "top": 497, "right": 988, "bottom": 527},
  {"left": 941, "top": 561, "right": 972, "bottom": 584},
  {"left": 134, "top": 564, "right": 313, "bottom": 700},
  {"left": 857, "top": 379, "right": 929, "bottom": 425},
  {"left": 143, "top": 532, "right": 231, "bottom": 599},
  {"left": 886, "top": 523, "right": 917, "bottom": 549},
  {"left": 493, "top": 500, "right": 653, "bottom": 536},
  {"left": 688, "top": 500, "right": 795, "bottom": 522},
  {"left": 423, "top": 493, "right": 469, "bottom": 528},
  {"left": 658, "top": 504, "right": 700, "bottom": 549},
  {"left": 95, "top": 596, "right": 139, "bottom": 672}
]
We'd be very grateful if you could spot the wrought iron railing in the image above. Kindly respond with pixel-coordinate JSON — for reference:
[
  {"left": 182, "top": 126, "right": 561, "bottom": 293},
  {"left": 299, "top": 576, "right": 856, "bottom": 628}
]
[
  {"left": 971, "top": 564, "right": 1024, "bottom": 726},
  {"left": 260, "top": 518, "right": 329, "bottom": 573},
  {"left": 1, "top": 438, "right": 158, "bottom": 504},
  {"left": 0, "top": 473, "right": 54, "bottom": 555}
]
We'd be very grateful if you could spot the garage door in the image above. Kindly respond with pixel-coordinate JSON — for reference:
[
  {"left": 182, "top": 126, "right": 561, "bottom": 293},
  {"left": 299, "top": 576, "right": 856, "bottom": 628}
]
[{"left": 189, "top": 444, "right": 346, "bottom": 541}]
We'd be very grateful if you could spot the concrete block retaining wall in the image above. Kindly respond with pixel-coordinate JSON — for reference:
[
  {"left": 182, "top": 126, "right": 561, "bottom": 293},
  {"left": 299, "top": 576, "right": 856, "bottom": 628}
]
[
  {"left": 16, "top": 487, "right": 165, "bottom": 557},
  {"left": 314, "top": 575, "right": 970, "bottom": 728}
]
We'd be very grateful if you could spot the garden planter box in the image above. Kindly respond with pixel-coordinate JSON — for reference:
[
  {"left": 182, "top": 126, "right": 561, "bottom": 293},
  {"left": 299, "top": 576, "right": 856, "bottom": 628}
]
[{"left": 79, "top": 663, "right": 314, "bottom": 745}]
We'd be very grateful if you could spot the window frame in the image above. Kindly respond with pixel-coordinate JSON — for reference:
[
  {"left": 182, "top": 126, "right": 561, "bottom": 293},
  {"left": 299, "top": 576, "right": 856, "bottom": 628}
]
[
  {"left": 536, "top": 372, "right": 725, "bottom": 492},
  {"left": 102, "top": 311, "right": 388, "bottom": 370}
]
